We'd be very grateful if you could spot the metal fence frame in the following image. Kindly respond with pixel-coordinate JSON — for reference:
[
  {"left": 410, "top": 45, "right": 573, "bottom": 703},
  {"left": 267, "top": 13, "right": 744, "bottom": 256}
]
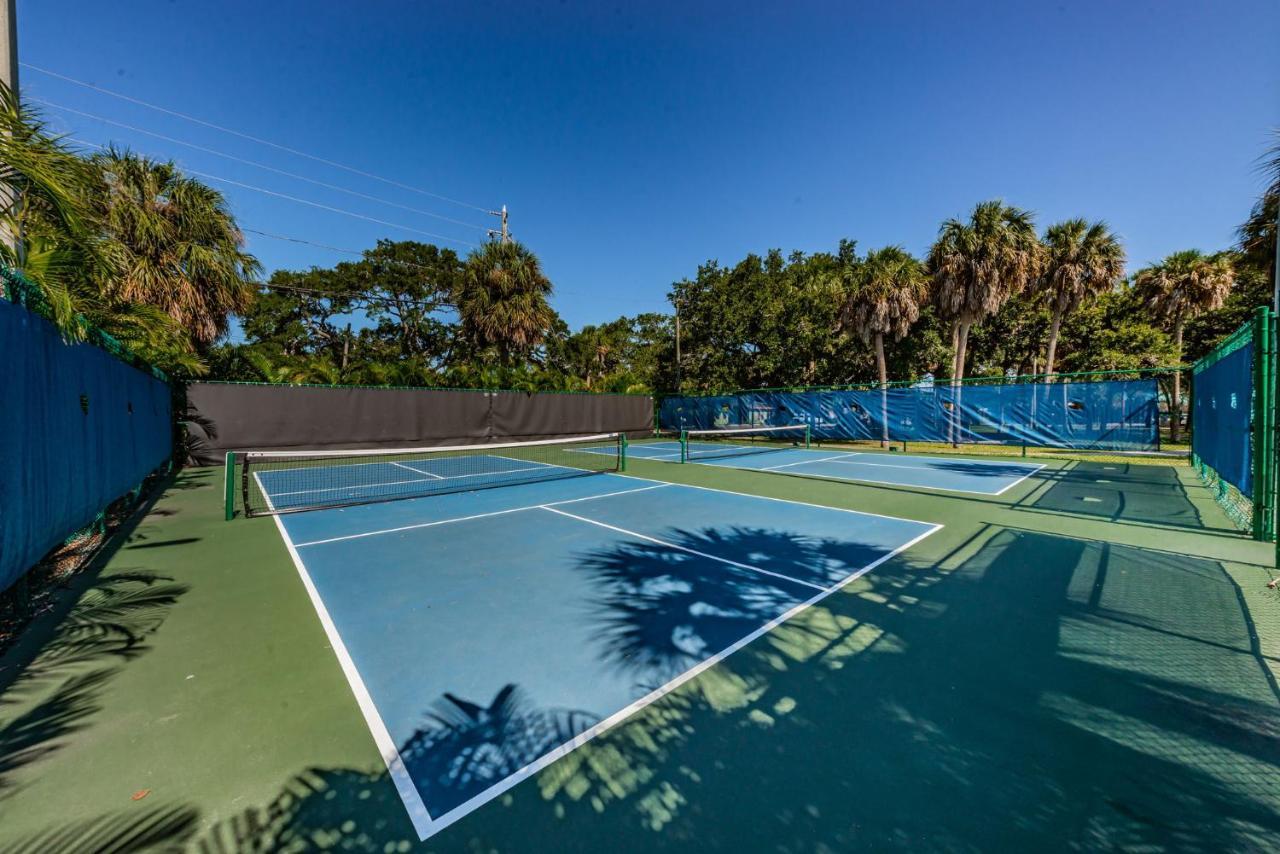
[{"left": 1190, "top": 306, "right": 1276, "bottom": 541}]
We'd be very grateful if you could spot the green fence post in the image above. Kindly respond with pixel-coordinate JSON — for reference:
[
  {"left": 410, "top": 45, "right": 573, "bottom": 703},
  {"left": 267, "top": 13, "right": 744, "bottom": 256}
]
[
  {"left": 224, "top": 451, "right": 236, "bottom": 521},
  {"left": 1262, "top": 309, "right": 1276, "bottom": 540},
  {"left": 1274, "top": 308, "right": 1280, "bottom": 565},
  {"left": 1184, "top": 369, "right": 1191, "bottom": 460},
  {"left": 1262, "top": 308, "right": 1277, "bottom": 541},
  {"left": 1251, "top": 307, "right": 1272, "bottom": 540}
]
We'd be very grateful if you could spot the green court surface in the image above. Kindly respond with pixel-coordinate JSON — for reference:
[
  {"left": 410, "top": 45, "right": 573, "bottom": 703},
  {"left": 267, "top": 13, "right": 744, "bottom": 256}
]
[{"left": 1, "top": 453, "right": 1278, "bottom": 851}]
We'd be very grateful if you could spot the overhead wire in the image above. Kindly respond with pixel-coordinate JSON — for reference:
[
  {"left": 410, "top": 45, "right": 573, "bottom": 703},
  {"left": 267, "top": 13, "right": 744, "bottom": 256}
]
[
  {"left": 23, "top": 68, "right": 670, "bottom": 315},
  {"left": 67, "top": 136, "right": 479, "bottom": 247},
  {"left": 31, "top": 97, "right": 488, "bottom": 233},
  {"left": 22, "top": 62, "right": 496, "bottom": 214}
]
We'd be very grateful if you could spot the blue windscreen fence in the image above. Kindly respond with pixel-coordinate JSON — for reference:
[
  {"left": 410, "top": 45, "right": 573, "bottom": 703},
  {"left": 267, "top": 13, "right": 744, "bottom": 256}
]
[
  {"left": 1191, "top": 335, "right": 1253, "bottom": 500},
  {"left": 0, "top": 293, "right": 173, "bottom": 596},
  {"left": 659, "top": 378, "right": 1160, "bottom": 451}
]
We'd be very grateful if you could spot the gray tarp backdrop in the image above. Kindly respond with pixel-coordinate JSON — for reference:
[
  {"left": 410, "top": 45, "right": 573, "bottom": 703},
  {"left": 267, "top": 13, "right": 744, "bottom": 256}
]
[{"left": 184, "top": 382, "right": 654, "bottom": 464}]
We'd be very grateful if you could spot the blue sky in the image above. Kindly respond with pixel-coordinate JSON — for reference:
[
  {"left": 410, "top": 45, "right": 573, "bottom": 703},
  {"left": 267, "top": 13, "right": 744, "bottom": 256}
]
[{"left": 18, "top": 0, "right": 1279, "bottom": 335}]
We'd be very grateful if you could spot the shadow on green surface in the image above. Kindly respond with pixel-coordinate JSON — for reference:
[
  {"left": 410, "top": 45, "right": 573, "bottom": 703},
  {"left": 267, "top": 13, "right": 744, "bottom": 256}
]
[
  {"left": 1021, "top": 461, "right": 1231, "bottom": 532},
  {"left": 0, "top": 474, "right": 193, "bottom": 831},
  {"left": 187, "top": 523, "right": 1279, "bottom": 852},
  {"left": 733, "top": 457, "right": 1246, "bottom": 538},
  {"left": 5, "top": 804, "right": 200, "bottom": 853}
]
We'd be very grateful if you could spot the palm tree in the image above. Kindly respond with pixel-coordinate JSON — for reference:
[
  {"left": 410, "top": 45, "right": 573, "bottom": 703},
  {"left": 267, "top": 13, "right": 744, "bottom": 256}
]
[
  {"left": 1035, "top": 219, "right": 1126, "bottom": 379},
  {"left": 841, "top": 246, "right": 928, "bottom": 446},
  {"left": 928, "top": 200, "right": 1043, "bottom": 443},
  {"left": 1236, "top": 129, "right": 1279, "bottom": 280},
  {"left": 0, "top": 88, "right": 205, "bottom": 373},
  {"left": 928, "top": 200, "right": 1044, "bottom": 383},
  {"left": 0, "top": 83, "right": 107, "bottom": 330},
  {"left": 91, "top": 147, "right": 260, "bottom": 349},
  {"left": 1133, "top": 250, "right": 1235, "bottom": 442},
  {"left": 457, "top": 240, "right": 556, "bottom": 365}
]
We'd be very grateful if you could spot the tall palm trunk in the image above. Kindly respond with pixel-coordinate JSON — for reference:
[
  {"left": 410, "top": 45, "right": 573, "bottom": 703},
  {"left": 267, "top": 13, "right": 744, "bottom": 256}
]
[
  {"left": 875, "top": 332, "right": 888, "bottom": 448},
  {"left": 1170, "top": 319, "right": 1184, "bottom": 443},
  {"left": 955, "top": 322, "right": 971, "bottom": 382},
  {"left": 952, "top": 321, "right": 971, "bottom": 447},
  {"left": 949, "top": 322, "right": 961, "bottom": 380},
  {"left": 948, "top": 323, "right": 961, "bottom": 445},
  {"left": 1044, "top": 308, "right": 1063, "bottom": 380}
]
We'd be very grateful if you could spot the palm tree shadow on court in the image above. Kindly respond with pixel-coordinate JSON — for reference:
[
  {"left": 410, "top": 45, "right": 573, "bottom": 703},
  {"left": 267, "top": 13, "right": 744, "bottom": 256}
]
[
  {"left": 182, "top": 523, "right": 1280, "bottom": 852},
  {"left": 13, "top": 522, "right": 1278, "bottom": 852},
  {"left": 397, "top": 684, "right": 599, "bottom": 813},
  {"left": 570, "top": 525, "right": 856, "bottom": 689}
]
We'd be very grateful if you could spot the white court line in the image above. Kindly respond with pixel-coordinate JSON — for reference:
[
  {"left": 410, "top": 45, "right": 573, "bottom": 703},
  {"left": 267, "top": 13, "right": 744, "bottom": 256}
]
[
  {"left": 293, "top": 483, "right": 674, "bottom": 547},
  {"left": 728, "top": 465, "right": 1026, "bottom": 496},
  {"left": 266, "top": 463, "right": 557, "bottom": 498},
  {"left": 540, "top": 506, "right": 827, "bottom": 592},
  {"left": 627, "top": 450, "right": 684, "bottom": 460},
  {"left": 760, "top": 452, "right": 859, "bottom": 470},
  {"left": 257, "top": 474, "right": 435, "bottom": 839},
  {"left": 392, "top": 461, "right": 444, "bottom": 480},
  {"left": 991, "top": 463, "right": 1047, "bottom": 495},
  {"left": 822, "top": 457, "right": 1035, "bottom": 476},
  {"left": 571, "top": 442, "right": 683, "bottom": 456},
  {"left": 822, "top": 456, "right": 1041, "bottom": 474},
  {"left": 612, "top": 472, "right": 941, "bottom": 525},
  {"left": 690, "top": 451, "right": 1045, "bottom": 497},
  {"left": 398, "top": 516, "right": 943, "bottom": 840},
  {"left": 821, "top": 458, "right": 1045, "bottom": 495}
]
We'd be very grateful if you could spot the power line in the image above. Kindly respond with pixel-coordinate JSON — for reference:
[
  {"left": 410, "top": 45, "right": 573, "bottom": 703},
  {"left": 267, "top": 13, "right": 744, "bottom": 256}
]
[
  {"left": 68, "top": 136, "right": 479, "bottom": 247},
  {"left": 22, "top": 62, "right": 496, "bottom": 214},
  {"left": 33, "top": 97, "right": 488, "bottom": 232},
  {"left": 242, "top": 228, "right": 367, "bottom": 257}
]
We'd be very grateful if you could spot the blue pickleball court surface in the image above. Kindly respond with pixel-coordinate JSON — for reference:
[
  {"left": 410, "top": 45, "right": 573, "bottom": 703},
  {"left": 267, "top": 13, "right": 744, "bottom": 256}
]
[
  {"left": 264, "top": 470, "right": 940, "bottom": 840},
  {"left": 619, "top": 440, "right": 1045, "bottom": 495}
]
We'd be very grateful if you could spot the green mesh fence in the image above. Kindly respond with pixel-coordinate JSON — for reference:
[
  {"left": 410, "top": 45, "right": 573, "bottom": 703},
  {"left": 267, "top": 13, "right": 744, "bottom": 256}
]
[
  {"left": 0, "top": 267, "right": 169, "bottom": 382},
  {"left": 1190, "top": 307, "right": 1275, "bottom": 540}
]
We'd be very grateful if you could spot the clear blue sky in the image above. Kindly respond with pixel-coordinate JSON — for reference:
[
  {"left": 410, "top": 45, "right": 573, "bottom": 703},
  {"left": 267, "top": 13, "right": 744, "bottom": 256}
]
[{"left": 18, "top": 0, "right": 1279, "bottom": 334}]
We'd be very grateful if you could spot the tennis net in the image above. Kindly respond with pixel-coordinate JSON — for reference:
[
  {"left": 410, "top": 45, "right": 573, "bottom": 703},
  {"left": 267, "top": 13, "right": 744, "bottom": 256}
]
[
  {"left": 681, "top": 424, "right": 810, "bottom": 462},
  {"left": 236, "top": 433, "right": 623, "bottom": 517}
]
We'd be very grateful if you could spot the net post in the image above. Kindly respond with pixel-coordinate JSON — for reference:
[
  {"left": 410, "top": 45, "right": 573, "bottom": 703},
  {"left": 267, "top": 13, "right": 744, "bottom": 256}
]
[
  {"left": 619, "top": 433, "right": 628, "bottom": 472},
  {"left": 680, "top": 429, "right": 688, "bottom": 463},
  {"left": 224, "top": 452, "right": 236, "bottom": 521},
  {"left": 241, "top": 453, "right": 252, "bottom": 518}
]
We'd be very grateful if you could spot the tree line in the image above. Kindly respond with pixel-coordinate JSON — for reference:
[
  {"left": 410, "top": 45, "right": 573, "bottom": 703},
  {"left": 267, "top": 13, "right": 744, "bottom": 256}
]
[{"left": 2, "top": 81, "right": 1277, "bottom": 436}]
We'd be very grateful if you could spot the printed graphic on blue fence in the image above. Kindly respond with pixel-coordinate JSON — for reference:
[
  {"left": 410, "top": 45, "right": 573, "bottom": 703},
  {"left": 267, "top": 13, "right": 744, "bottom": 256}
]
[{"left": 659, "top": 379, "right": 1160, "bottom": 452}]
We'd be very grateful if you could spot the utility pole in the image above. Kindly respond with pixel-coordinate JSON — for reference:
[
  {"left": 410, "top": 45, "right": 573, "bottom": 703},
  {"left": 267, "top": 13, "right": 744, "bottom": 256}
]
[
  {"left": 487, "top": 205, "right": 510, "bottom": 244},
  {"left": 0, "top": 0, "right": 18, "bottom": 265},
  {"left": 0, "top": 0, "right": 14, "bottom": 94}
]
